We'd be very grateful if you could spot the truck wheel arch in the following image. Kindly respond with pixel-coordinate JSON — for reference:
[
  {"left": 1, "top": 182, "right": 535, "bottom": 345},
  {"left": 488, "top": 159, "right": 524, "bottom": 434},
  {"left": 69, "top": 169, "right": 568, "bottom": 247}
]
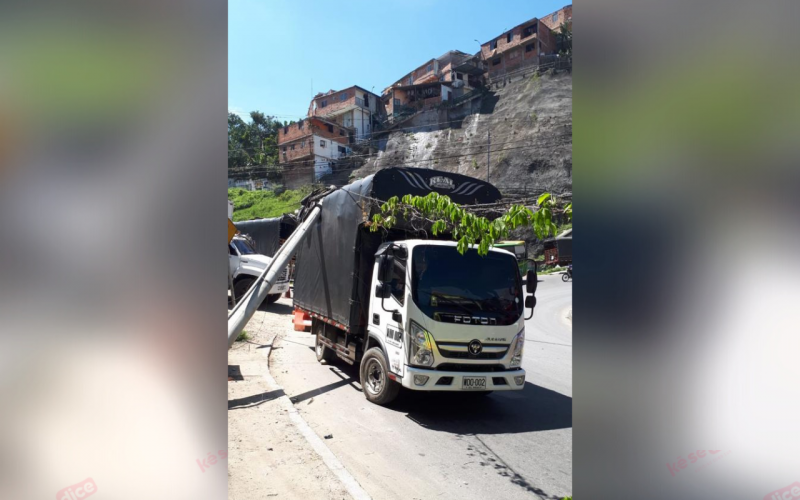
[{"left": 365, "top": 332, "right": 385, "bottom": 355}]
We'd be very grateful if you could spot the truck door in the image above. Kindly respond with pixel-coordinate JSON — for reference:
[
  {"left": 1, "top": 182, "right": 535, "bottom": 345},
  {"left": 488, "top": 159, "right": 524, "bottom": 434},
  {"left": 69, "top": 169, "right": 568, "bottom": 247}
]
[
  {"left": 229, "top": 243, "right": 240, "bottom": 277},
  {"left": 374, "top": 249, "right": 408, "bottom": 377}
]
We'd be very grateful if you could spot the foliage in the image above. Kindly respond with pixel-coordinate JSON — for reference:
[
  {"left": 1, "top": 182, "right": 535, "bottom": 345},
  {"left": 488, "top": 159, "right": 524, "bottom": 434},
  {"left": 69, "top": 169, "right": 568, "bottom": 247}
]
[
  {"left": 369, "top": 192, "right": 568, "bottom": 256},
  {"left": 555, "top": 22, "right": 572, "bottom": 56},
  {"left": 228, "top": 186, "right": 312, "bottom": 221},
  {"left": 228, "top": 111, "right": 284, "bottom": 170},
  {"left": 236, "top": 330, "right": 250, "bottom": 342}
]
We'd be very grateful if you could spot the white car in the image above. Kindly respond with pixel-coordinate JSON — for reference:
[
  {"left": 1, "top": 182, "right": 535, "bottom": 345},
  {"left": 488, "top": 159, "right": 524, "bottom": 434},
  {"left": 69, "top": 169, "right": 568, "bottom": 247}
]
[{"left": 229, "top": 235, "right": 290, "bottom": 305}]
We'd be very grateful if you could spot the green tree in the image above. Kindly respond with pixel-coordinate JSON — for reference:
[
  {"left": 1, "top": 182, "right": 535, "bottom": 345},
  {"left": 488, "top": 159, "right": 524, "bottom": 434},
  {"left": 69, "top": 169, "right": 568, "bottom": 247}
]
[{"left": 370, "top": 192, "right": 571, "bottom": 256}]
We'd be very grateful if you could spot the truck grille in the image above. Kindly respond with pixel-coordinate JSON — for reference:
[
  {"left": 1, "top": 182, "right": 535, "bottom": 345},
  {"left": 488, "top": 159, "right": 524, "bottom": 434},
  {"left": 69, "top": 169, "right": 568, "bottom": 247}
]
[
  {"left": 435, "top": 363, "right": 509, "bottom": 372},
  {"left": 277, "top": 266, "right": 289, "bottom": 283},
  {"left": 437, "top": 347, "right": 508, "bottom": 360}
]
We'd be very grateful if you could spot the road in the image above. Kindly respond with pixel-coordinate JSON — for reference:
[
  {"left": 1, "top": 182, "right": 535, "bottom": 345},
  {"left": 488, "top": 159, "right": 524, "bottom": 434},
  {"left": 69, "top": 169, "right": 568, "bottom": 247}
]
[{"left": 271, "top": 273, "right": 572, "bottom": 500}]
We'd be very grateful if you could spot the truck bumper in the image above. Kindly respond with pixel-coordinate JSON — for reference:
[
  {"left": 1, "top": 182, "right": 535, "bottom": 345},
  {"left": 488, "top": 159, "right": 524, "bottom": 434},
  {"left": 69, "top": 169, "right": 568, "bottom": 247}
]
[
  {"left": 401, "top": 366, "right": 526, "bottom": 391},
  {"left": 270, "top": 281, "right": 290, "bottom": 294}
]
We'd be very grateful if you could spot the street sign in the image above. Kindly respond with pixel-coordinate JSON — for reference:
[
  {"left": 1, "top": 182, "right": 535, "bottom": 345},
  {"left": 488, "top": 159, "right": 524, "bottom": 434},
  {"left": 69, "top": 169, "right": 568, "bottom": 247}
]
[{"left": 228, "top": 218, "right": 238, "bottom": 243}]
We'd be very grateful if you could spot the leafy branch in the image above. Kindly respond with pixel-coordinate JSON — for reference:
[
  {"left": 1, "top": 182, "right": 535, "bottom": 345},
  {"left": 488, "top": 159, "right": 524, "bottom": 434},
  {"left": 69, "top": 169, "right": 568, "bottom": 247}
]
[{"left": 369, "top": 192, "right": 569, "bottom": 256}]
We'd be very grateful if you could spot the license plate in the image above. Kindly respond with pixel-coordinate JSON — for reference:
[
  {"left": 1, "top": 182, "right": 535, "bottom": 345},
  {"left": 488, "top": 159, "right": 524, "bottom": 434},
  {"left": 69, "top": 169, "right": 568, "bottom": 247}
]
[{"left": 461, "top": 376, "right": 487, "bottom": 390}]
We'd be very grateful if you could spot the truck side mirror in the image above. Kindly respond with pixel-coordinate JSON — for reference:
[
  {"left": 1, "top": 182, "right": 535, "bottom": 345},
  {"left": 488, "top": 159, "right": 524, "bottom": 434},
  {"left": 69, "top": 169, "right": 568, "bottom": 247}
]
[
  {"left": 525, "top": 270, "right": 537, "bottom": 294},
  {"left": 378, "top": 255, "right": 394, "bottom": 282},
  {"left": 524, "top": 295, "right": 536, "bottom": 320}
]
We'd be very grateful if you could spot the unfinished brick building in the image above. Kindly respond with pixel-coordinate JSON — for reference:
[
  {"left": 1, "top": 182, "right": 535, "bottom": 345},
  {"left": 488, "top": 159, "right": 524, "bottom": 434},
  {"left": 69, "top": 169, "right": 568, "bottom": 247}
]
[
  {"left": 307, "top": 86, "right": 384, "bottom": 142},
  {"left": 382, "top": 50, "right": 485, "bottom": 120},
  {"left": 479, "top": 4, "right": 571, "bottom": 79},
  {"left": 277, "top": 116, "right": 354, "bottom": 188}
]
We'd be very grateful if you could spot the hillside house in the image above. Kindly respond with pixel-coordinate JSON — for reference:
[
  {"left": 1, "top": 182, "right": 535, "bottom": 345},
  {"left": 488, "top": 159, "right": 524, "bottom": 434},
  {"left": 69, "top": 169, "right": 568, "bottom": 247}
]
[
  {"left": 307, "top": 86, "right": 384, "bottom": 142},
  {"left": 479, "top": 6, "right": 569, "bottom": 79},
  {"left": 539, "top": 4, "right": 572, "bottom": 31},
  {"left": 381, "top": 50, "right": 485, "bottom": 120},
  {"left": 277, "top": 117, "right": 354, "bottom": 186}
]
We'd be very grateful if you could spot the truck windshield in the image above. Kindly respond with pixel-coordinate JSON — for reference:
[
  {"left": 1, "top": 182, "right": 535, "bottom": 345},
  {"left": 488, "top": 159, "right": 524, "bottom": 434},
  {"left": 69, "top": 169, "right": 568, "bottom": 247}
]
[
  {"left": 233, "top": 239, "right": 256, "bottom": 255},
  {"left": 411, "top": 246, "right": 523, "bottom": 325}
]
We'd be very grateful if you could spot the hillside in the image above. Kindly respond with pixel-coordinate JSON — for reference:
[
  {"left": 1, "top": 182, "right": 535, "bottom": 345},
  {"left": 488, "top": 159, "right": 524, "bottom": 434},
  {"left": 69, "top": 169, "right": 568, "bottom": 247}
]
[
  {"left": 351, "top": 70, "right": 572, "bottom": 197},
  {"left": 228, "top": 187, "right": 310, "bottom": 222}
]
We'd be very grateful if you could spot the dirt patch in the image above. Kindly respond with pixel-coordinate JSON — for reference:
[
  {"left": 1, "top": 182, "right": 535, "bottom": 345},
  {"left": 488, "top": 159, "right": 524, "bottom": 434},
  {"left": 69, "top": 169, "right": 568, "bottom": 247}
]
[{"left": 227, "top": 297, "right": 353, "bottom": 500}]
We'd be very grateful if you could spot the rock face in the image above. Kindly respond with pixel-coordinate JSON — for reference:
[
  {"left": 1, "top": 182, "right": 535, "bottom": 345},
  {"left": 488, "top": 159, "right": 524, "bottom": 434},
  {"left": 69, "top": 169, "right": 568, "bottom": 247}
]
[{"left": 352, "top": 71, "right": 572, "bottom": 197}]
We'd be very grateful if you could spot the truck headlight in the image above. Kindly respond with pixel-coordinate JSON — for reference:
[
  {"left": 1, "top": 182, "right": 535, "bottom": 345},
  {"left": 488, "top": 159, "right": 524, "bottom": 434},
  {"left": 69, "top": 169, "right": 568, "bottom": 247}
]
[
  {"left": 408, "top": 321, "right": 434, "bottom": 367},
  {"left": 510, "top": 329, "right": 525, "bottom": 367}
]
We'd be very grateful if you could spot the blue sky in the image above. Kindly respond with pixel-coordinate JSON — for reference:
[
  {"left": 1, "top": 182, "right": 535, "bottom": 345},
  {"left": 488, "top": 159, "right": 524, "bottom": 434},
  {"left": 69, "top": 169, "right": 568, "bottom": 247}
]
[{"left": 229, "top": 0, "right": 567, "bottom": 122}]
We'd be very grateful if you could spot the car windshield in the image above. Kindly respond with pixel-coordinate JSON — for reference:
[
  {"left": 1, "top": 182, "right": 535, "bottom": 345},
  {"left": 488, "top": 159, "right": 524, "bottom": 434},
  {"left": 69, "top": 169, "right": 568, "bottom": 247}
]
[
  {"left": 233, "top": 239, "right": 256, "bottom": 255},
  {"left": 411, "top": 246, "right": 522, "bottom": 325}
]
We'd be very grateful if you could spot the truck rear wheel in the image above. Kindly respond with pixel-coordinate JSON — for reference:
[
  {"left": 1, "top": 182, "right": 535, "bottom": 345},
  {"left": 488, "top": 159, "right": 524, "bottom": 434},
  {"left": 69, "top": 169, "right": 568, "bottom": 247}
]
[
  {"left": 315, "top": 332, "right": 336, "bottom": 363},
  {"left": 360, "top": 347, "right": 401, "bottom": 406}
]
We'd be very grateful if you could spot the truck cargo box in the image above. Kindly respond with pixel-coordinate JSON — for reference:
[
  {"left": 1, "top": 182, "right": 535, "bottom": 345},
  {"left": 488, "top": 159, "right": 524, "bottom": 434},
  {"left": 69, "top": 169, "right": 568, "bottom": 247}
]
[{"left": 293, "top": 167, "right": 502, "bottom": 334}]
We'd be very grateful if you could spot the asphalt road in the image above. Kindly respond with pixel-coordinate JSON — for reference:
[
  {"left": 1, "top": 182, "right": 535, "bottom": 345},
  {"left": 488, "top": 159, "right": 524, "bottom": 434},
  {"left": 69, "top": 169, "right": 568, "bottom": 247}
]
[{"left": 271, "top": 273, "right": 572, "bottom": 500}]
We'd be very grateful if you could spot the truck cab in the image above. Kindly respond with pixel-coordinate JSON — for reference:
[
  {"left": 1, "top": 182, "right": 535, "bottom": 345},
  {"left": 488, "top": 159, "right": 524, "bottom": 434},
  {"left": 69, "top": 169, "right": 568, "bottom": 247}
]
[
  {"left": 357, "top": 240, "right": 535, "bottom": 404},
  {"left": 229, "top": 234, "right": 290, "bottom": 305}
]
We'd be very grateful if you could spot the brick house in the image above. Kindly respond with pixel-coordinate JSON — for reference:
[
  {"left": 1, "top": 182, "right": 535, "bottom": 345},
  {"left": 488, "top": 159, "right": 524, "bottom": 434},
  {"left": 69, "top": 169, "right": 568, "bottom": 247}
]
[
  {"left": 307, "top": 86, "right": 384, "bottom": 142},
  {"left": 277, "top": 116, "right": 354, "bottom": 186},
  {"left": 539, "top": 4, "right": 572, "bottom": 31},
  {"left": 479, "top": 5, "right": 571, "bottom": 79},
  {"left": 382, "top": 50, "right": 484, "bottom": 119}
]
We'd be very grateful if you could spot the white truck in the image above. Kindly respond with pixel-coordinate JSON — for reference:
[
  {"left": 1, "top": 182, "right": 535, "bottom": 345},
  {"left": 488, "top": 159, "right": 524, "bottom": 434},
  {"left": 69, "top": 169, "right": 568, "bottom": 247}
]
[
  {"left": 229, "top": 234, "right": 290, "bottom": 305},
  {"left": 293, "top": 168, "right": 537, "bottom": 405}
]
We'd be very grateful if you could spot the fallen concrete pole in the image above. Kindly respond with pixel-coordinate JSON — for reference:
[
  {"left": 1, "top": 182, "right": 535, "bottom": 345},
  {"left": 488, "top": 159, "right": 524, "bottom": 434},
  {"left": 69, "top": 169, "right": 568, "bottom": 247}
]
[{"left": 227, "top": 204, "right": 322, "bottom": 348}]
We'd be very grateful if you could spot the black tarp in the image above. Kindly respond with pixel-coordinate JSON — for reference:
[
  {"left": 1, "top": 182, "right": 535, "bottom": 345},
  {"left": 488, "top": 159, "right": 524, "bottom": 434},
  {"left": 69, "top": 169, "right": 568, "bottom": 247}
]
[
  {"left": 293, "top": 167, "right": 502, "bottom": 333},
  {"left": 234, "top": 215, "right": 298, "bottom": 257}
]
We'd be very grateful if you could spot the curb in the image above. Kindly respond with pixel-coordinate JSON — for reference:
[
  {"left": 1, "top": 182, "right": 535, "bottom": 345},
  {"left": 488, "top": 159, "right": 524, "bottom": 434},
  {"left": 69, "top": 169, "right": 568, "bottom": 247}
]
[{"left": 261, "top": 331, "right": 372, "bottom": 500}]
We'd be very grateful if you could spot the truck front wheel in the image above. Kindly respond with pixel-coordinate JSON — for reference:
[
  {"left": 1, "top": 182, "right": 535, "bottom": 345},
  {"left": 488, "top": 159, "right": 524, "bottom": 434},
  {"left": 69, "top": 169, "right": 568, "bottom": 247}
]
[
  {"left": 360, "top": 347, "right": 401, "bottom": 405},
  {"left": 264, "top": 294, "right": 281, "bottom": 304}
]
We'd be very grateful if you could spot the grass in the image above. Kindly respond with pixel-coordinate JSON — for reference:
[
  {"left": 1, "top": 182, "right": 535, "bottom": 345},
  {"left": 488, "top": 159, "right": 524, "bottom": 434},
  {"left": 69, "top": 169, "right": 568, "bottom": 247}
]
[
  {"left": 236, "top": 330, "right": 250, "bottom": 342},
  {"left": 228, "top": 186, "right": 312, "bottom": 222},
  {"left": 540, "top": 266, "right": 566, "bottom": 275}
]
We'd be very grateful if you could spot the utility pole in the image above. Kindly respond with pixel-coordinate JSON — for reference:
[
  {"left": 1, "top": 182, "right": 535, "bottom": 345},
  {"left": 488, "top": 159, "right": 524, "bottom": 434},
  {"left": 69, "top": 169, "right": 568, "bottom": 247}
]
[{"left": 487, "top": 129, "right": 491, "bottom": 182}]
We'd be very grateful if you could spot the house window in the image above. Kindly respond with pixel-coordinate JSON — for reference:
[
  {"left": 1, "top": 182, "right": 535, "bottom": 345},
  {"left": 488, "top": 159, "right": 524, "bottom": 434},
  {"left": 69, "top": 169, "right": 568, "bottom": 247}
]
[
  {"left": 408, "top": 76, "right": 413, "bottom": 85},
  {"left": 320, "top": 140, "right": 326, "bottom": 148},
  {"left": 364, "top": 94, "right": 369, "bottom": 106},
  {"left": 456, "top": 72, "right": 463, "bottom": 80},
  {"left": 290, "top": 144, "right": 295, "bottom": 151},
  {"left": 282, "top": 146, "right": 287, "bottom": 152},
  {"left": 509, "top": 50, "right": 519, "bottom": 59},
  {"left": 490, "top": 39, "right": 497, "bottom": 50},
  {"left": 321, "top": 100, "right": 327, "bottom": 108},
  {"left": 526, "top": 43, "right": 535, "bottom": 53},
  {"left": 300, "top": 140, "right": 306, "bottom": 148},
  {"left": 338, "top": 146, "right": 347, "bottom": 155},
  {"left": 327, "top": 124, "right": 333, "bottom": 133},
  {"left": 523, "top": 24, "right": 536, "bottom": 38},
  {"left": 492, "top": 58, "right": 501, "bottom": 66},
  {"left": 507, "top": 32, "right": 513, "bottom": 43},
  {"left": 298, "top": 120, "right": 304, "bottom": 129},
  {"left": 553, "top": 12, "right": 558, "bottom": 23},
  {"left": 283, "top": 126, "right": 288, "bottom": 134},
  {"left": 394, "top": 98, "right": 401, "bottom": 107},
  {"left": 340, "top": 93, "right": 347, "bottom": 101},
  {"left": 427, "top": 64, "right": 432, "bottom": 72},
  {"left": 339, "top": 129, "right": 344, "bottom": 136}
]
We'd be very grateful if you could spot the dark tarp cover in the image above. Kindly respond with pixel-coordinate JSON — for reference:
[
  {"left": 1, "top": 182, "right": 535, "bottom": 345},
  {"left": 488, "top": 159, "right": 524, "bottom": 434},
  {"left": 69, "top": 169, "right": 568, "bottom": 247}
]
[
  {"left": 235, "top": 215, "right": 298, "bottom": 257},
  {"left": 293, "top": 167, "right": 502, "bottom": 333}
]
